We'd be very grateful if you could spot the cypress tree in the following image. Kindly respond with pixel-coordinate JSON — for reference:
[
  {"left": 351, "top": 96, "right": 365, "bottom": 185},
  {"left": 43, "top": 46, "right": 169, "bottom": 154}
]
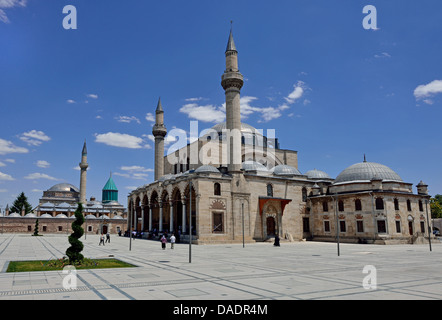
[
  {"left": 66, "top": 203, "right": 85, "bottom": 264},
  {"left": 33, "top": 219, "right": 40, "bottom": 236}
]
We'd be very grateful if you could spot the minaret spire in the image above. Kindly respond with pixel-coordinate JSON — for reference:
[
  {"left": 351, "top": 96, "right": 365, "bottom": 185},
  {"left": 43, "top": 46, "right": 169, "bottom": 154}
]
[
  {"left": 79, "top": 140, "right": 89, "bottom": 204},
  {"left": 152, "top": 97, "right": 167, "bottom": 180},
  {"left": 221, "top": 24, "right": 244, "bottom": 172}
]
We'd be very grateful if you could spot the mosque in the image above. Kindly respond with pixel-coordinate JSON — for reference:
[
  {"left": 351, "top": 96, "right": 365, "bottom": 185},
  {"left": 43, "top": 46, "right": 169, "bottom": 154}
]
[
  {"left": 127, "top": 28, "right": 433, "bottom": 245},
  {"left": 1, "top": 142, "right": 127, "bottom": 234}
]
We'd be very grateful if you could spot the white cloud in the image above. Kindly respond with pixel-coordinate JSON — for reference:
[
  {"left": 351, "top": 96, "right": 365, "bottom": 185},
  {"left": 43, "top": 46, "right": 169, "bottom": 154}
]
[
  {"left": 0, "top": 0, "right": 27, "bottom": 24},
  {"left": 0, "top": 161, "right": 5, "bottom": 167},
  {"left": 113, "top": 172, "right": 149, "bottom": 180},
  {"left": 180, "top": 103, "right": 226, "bottom": 123},
  {"left": 94, "top": 132, "right": 149, "bottom": 149},
  {"left": 185, "top": 97, "right": 204, "bottom": 102},
  {"left": 19, "top": 130, "right": 51, "bottom": 146},
  {"left": 86, "top": 93, "right": 98, "bottom": 99},
  {"left": 374, "top": 52, "right": 391, "bottom": 58},
  {"left": 0, "top": 138, "right": 28, "bottom": 155},
  {"left": 0, "top": 171, "right": 14, "bottom": 181},
  {"left": 36, "top": 160, "right": 50, "bottom": 168},
  {"left": 285, "top": 81, "right": 305, "bottom": 104},
  {"left": 4, "top": 159, "right": 15, "bottom": 163},
  {"left": 120, "top": 166, "right": 153, "bottom": 172},
  {"left": 125, "top": 186, "right": 138, "bottom": 190},
  {"left": 145, "top": 113, "right": 155, "bottom": 122},
  {"left": 414, "top": 80, "right": 442, "bottom": 104},
  {"left": 24, "top": 173, "right": 58, "bottom": 181},
  {"left": 115, "top": 116, "right": 141, "bottom": 124},
  {"left": 66, "top": 99, "right": 76, "bottom": 104},
  {"left": 0, "top": 188, "right": 8, "bottom": 192},
  {"left": 31, "top": 189, "right": 43, "bottom": 193}
]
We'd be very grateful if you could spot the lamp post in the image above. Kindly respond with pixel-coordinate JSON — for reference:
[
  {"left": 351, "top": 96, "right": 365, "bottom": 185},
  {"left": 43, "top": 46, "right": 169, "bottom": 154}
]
[
  {"left": 242, "top": 201, "right": 245, "bottom": 248},
  {"left": 189, "top": 178, "right": 192, "bottom": 264},
  {"left": 334, "top": 194, "right": 340, "bottom": 257},
  {"left": 425, "top": 199, "right": 432, "bottom": 252}
]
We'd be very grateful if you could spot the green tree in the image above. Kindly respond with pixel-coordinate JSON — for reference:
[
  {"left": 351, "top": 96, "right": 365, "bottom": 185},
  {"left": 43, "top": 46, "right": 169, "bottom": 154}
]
[
  {"left": 66, "top": 203, "right": 85, "bottom": 264},
  {"left": 430, "top": 196, "right": 442, "bottom": 219},
  {"left": 10, "top": 192, "right": 33, "bottom": 215},
  {"left": 33, "top": 219, "right": 40, "bottom": 236}
]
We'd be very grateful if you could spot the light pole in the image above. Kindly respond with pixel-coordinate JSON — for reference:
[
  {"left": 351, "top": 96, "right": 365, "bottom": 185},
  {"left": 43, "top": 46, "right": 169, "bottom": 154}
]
[
  {"left": 242, "top": 201, "right": 245, "bottom": 248},
  {"left": 334, "top": 194, "right": 340, "bottom": 257},
  {"left": 189, "top": 178, "right": 192, "bottom": 264},
  {"left": 425, "top": 199, "right": 432, "bottom": 252}
]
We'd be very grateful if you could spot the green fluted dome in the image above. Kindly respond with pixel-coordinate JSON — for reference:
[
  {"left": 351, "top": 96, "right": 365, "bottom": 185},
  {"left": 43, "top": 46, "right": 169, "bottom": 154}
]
[{"left": 102, "top": 174, "right": 118, "bottom": 203}]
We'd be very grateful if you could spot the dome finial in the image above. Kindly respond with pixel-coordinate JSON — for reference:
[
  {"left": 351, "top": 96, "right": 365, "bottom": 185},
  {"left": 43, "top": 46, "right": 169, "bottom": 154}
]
[{"left": 363, "top": 154, "right": 367, "bottom": 162}]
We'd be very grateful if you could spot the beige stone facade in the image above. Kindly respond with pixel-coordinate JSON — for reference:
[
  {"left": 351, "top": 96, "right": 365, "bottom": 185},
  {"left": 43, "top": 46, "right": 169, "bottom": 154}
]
[{"left": 127, "top": 29, "right": 432, "bottom": 245}]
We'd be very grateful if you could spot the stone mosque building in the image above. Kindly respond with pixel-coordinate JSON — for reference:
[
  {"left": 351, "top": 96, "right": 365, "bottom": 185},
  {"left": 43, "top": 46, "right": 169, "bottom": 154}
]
[
  {"left": 127, "top": 29, "right": 433, "bottom": 245},
  {"left": 1, "top": 142, "right": 127, "bottom": 234}
]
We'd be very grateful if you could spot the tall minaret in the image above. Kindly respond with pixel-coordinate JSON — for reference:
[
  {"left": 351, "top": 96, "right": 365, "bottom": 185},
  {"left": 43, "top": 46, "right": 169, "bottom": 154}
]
[
  {"left": 152, "top": 97, "right": 167, "bottom": 180},
  {"left": 79, "top": 140, "right": 88, "bottom": 204},
  {"left": 221, "top": 25, "right": 244, "bottom": 172}
]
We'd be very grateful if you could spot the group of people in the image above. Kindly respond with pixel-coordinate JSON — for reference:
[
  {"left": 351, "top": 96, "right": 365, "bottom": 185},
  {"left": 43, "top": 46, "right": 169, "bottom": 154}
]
[
  {"left": 99, "top": 232, "right": 110, "bottom": 246},
  {"left": 161, "top": 233, "right": 176, "bottom": 250}
]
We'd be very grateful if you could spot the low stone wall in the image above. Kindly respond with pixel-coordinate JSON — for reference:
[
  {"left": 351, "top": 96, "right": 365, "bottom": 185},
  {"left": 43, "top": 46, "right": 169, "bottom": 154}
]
[{"left": 0, "top": 217, "right": 127, "bottom": 235}]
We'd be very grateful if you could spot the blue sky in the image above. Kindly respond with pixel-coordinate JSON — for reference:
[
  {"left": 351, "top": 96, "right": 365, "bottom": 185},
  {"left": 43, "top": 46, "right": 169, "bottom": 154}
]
[{"left": 1, "top": 0, "right": 442, "bottom": 208}]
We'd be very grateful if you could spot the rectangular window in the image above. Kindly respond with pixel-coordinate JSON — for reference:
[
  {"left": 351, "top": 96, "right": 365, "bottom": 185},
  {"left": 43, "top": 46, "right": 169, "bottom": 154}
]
[
  {"left": 356, "top": 220, "right": 364, "bottom": 233},
  {"left": 43, "top": 226, "right": 47, "bottom": 232},
  {"left": 339, "top": 220, "right": 346, "bottom": 233},
  {"left": 28, "top": 225, "right": 32, "bottom": 232},
  {"left": 420, "top": 221, "right": 425, "bottom": 233},
  {"left": 88, "top": 226, "right": 93, "bottom": 232},
  {"left": 395, "top": 221, "right": 401, "bottom": 233},
  {"left": 58, "top": 226, "right": 63, "bottom": 232},
  {"left": 324, "top": 221, "right": 330, "bottom": 233},
  {"left": 303, "top": 218, "right": 310, "bottom": 233},
  {"left": 213, "top": 212, "right": 224, "bottom": 233},
  {"left": 377, "top": 220, "right": 387, "bottom": 233}
]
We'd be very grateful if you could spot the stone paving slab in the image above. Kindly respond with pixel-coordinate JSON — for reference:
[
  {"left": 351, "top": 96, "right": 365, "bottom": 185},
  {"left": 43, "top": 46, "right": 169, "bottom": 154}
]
[{"left": 0, "top": 234, "right": 441, "bottom": 301}]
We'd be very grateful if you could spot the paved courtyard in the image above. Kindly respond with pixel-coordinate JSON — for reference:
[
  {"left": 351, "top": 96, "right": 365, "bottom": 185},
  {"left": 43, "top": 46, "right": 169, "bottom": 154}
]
[{"left": 0, "top": 234, "right": 440, "bottom": 300}]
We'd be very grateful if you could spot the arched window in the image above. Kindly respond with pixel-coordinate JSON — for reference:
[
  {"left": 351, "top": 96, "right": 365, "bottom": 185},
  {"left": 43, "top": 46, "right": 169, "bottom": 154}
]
[
  {"left": 375, "top": 197, "right": 384, "bottom": 210},
  {"left": 394, "top": 198, "right": 399, "bottom": 210},
  {"left": 267, "top": 184, "right": 273, "bottom": 197},
  {"left": 407, "top": 199, "right": 412, "bottom": 211},
  {"left": 338, "top": 200, "right": 344, "bottom": 212},
  {"left": 355, "top": 199, "right": 362, "bottom": 211},
  {"left": 302, "top": 188, "right": 307, "bottom": 202},
  {"left": 214, "top": 183, "right": 221, "bottom": 196},
  {"left": 322, "top": 201, "right": 329, "bottom": 212}
]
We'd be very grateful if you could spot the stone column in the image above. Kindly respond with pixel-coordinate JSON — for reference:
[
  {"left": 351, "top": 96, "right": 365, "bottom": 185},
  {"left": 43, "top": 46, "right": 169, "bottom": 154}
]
[
  {"left": 182, "top": 200, "right": 187, "bottom": 233},
  {"left": 169, "top": 201, "right": 174, "bottom": 233},
  {"left": 149, "top": 205, "right": 152, "bottom": 232},
  {"left": 159, "top": 203, "right": 163, "bottom": 232},
  {"left": 141, "top": 206, "right": 145, "bottom": 231}
]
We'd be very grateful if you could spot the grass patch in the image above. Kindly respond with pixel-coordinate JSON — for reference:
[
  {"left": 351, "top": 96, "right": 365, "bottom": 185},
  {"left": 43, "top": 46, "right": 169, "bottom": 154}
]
[{"left": 7, "top": 258, "right": 136, "bottom": 273}]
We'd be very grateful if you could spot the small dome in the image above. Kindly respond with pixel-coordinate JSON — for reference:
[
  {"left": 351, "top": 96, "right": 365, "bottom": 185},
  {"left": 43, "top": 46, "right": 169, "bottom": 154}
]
[
  {"left": 195, "top": 165, "right": 220, "bottom": 174},
  {"left": 24, "top": 213, "right": 37, "bottom": 218},
  {"left": 272, "top": 164, "right": 302, "bottom": 176},
  {"left": 335, "top": 161, "right": 402, "bottom": 183},
  {"left": 7, "top": 213, "right": 21, "bottom": 217},
  {"left": 48, "top": 183, "right": 79, "bottom": 193},
  {"left": 306, "top": 169, "right": 331, "bottom": 180},
  {"left": 55, "top": 214, "right": 68, "bottom": 219},
  {"left": 40, "top": 202, "right": 54, "bottom": 208},
  {"left": 58, "top": 202, "right": 71, "bottom": 208},
  {"left": 242, "top": 161, "right": 269, "bottom": 172},
  {"left": 99, "top": 215, "right": 110, "bottom": 220},
  {"left": 112, "top": 215, "right": 123, "bottom": 219},
  {"left": 40, "top": 213, "right": 53, "bottom": 218},
  {"left": 85, "top": 214, "right": 96, "bottom": 219}
]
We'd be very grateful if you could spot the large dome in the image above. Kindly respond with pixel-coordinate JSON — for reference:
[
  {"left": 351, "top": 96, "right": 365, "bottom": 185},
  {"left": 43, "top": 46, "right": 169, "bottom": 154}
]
[
  {"left": 210, "top": 122, "right": 262, "bottom": 135},
  {"left": 334, "top": 161, "right": 402, "bottom": 183},
  {"left": 48, "top": 183, "right": 79, "bottom": 193}
]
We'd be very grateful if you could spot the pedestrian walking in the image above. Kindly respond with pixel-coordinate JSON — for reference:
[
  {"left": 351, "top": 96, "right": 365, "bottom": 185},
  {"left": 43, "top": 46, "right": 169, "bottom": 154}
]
[
  {"left": 273, "top": 235, "right": 280, "bottom": 247},
  {"left": 99, "top": 234, "right": 105, "bottom": 246},
  {"left": 105, "top": 232, "right": 110, "bottom": 243},
  {"left": 170, "top": 234, "right": 176, "bottom": 249},
  {"left": 161, "top": 235, "right": 167, "bottom": 250}
]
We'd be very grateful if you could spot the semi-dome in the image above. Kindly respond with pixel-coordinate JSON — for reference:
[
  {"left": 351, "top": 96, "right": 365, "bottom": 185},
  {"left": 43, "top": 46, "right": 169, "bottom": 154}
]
[
  {"left": 306, "top": 169, "right": 331, "bottom": 180},
  {"left": 271, "top": 164, "right": 302, "bottom": 176},
  {"left": 195, "top": 165, "right": 221, "bottom": 174},
  {"left": 242, "top": 161, "right": 269, "bottom": 172},
  {"left": 48, "top": 183, "right": 79, "bottom": 193},
  {"left": 334, "top": 161, "right": 402, "bottom": 183}
]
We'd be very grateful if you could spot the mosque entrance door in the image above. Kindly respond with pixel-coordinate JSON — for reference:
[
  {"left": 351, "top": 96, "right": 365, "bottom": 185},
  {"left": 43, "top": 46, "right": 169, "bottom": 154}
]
[
  {"left": 102, "top": 225, "right": 108, "bottom": 234},
  {"left": 266, "top": 217, "right": 276, "bottom": 236}
]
